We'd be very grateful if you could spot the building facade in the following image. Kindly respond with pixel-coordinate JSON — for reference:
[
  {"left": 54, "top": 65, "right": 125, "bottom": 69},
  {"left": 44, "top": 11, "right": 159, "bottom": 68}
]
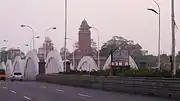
[
  {"left": 37, "top": 37, "right": 54, "bottom": 61},
  {"left": 67, "top": 19, "right": 101, "bottom": 69}
]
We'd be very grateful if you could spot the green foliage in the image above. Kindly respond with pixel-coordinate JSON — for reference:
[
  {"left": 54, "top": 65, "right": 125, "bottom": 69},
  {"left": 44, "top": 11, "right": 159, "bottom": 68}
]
[
  {"left": 135, "top": 55, "right": 157, "bottom": 68},
  {"left": 58, "top": 68, "right": 180, "bottom": 78},
  {"left": 59, "top": 70, "right": 109, "bottom": 76},
  {"left": 123, "top": 68, "right": 172, "bottom": 77},
  {"left": 100, "top": 36, "right": 143, "bottom": 58}
]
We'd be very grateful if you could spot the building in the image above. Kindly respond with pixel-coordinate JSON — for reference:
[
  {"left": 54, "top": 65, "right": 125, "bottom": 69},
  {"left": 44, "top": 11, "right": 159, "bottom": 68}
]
[
  {"left": 37, "top": 37, "right": 54, "bottom": 61},
  {"left": 7, "top": 48, "right": 22, "bottom": 60},
  {"left": 72, "top": 19, "right": 96, "bottom": 57},
  {"left": 0, "top": 48, "right": 25, "bottom": 63},
  {"left": 78, "top": 19, "right": 93, "bottom": 56},
  {"left": 67, "top": 19, "right": 101, "bottom": 69}
]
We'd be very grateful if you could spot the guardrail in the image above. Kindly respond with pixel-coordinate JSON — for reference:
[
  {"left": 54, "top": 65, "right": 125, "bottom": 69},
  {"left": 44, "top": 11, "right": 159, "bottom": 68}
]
[{"left": 36, "top": 74, "right": 180, "bottom": 100}]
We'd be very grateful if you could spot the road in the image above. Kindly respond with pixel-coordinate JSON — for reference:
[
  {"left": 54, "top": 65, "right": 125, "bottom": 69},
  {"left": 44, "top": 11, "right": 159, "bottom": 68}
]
[{"left": 0, "top": 80, "right": 177, "bottom": 101}]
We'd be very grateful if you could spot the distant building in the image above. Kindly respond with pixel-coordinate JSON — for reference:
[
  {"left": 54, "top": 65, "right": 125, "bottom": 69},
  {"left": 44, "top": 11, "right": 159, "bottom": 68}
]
[
  {"left": 60, "top": 47, "right": 70, "bottom": 59},
  {"left": 72, "top": 19, "right": 96, "bottom": 57},
  {"left": 67, "top": 19, "right": 103, "bottom": 69},
  {"left": 37, "top": 37, "right": 54, "bottom": 61},
  {"left": 7, "top": 48, "right": 22, "bottom": 59}
]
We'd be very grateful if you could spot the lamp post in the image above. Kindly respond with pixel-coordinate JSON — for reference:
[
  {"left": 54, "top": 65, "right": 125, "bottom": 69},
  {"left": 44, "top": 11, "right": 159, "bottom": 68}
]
[
  {"left": 90, "top": 27, "right": 100, "bottom": 70},
  {"left": 171, "top": 0, "right": 176, "bottom": 77},
  {"left": 44, "top": 27, "right": 56, "bottom": 58},
  {"left": 64, "top": 0, "right": 68, "bottom": 72},
  {"left": 25, "top": 35, "right": 39, "bottom": 51},
  {"left": 147, "top": 0, "right": 161, "bottom": 70},
  {"left": 66, "top": 38, "right": 76, "bottom": 70},
  {"left": 21, "top": 25, "right": 35, "bottom": 50}
]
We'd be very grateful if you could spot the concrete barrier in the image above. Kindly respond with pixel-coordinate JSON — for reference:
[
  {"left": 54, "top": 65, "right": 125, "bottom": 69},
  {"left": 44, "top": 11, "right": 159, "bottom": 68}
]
[{"left": 36, "top": 74, "right": 180, "bottom": 100}]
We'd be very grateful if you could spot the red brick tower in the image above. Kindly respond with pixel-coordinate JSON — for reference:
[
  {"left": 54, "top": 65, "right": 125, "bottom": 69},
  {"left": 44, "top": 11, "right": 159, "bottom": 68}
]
[{"left": 78, "top": 19, "right": 92, "bottom": 56}]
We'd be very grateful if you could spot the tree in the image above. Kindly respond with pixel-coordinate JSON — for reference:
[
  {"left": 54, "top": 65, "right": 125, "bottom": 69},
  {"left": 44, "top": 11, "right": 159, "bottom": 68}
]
[
  {"left": 176, "top": 51, "right": 180, "bottom": 69},
  {"left": 99, "top": 36, "right": 161, "bottom": 68},
  {"left": 100, "top": 36, "right": 143, "bottom": 58},
  {"left": 60, "top": 47, "right": 70, "bottom": 59},
  {"left": 91, "top": 39, "right": 97, "bottom": 50}
]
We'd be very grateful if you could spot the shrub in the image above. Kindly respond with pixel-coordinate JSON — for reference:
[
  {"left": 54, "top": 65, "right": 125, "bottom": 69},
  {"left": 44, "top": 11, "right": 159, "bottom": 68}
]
[{"left": 123, "top": 68, "right": 172, "bottom": 77}]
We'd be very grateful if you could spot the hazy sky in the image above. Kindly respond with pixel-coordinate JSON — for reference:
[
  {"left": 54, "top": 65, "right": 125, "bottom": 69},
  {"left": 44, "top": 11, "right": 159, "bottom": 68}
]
[{"left": 0, "top": 0, "right": 179, "bottom": 55}]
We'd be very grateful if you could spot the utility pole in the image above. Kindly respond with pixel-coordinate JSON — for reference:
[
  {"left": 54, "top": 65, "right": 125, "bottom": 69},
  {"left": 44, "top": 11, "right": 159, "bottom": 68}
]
[
  {"left": 64, "top": 0, "right": 68, "bottom": 72},
  {"left": 171, "top": 0, "right": 176, "bottom": 77}
]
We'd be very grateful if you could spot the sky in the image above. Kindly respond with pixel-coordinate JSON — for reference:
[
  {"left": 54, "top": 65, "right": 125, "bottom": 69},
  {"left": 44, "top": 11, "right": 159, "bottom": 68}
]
[{"left": 0, "top": 0, "right": 179, "bottom": 55}]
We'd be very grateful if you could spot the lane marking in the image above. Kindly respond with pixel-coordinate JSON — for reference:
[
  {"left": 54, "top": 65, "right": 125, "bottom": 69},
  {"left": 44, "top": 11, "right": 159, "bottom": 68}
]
[
  {"left": 40, "top": 86, "right": 47, "bottom": 88},
  {"left": 2, "top": 86, "right": 7, "bottom": 89},
  {"left": 56, "top": 89, "right": 64, "bottom": 92},
  {"left": 10, "top": 90, "right": 16, "bottom": 94},
  {"left": 24, "top": 96, "right": 31, "bottom": 100},
  {"left": 78, "top": 93, "right": 92, "bottom": 98}
]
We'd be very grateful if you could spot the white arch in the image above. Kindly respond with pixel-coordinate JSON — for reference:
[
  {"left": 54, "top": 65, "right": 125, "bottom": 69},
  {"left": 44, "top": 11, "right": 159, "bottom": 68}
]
[
  {"left": 77, "top": 56, "right": 98, "bottom": 72},
  {"left": 6, "top": 60, "right": 13, "bottom": 77},
  {"left": 13, "top": 55, "right": 23, "bottom": 74},
  {"left": 24, "top": 50, "right": 39, "bottom": 80},
  {"left": 103, "top": 55, "right": 112, "bottom": 70},
  {"left": 129, "top": 56, "right": 138, "bottom": 69},
  {"left": 102, "top": 55, "right": 138, "bottom": 70},
  {"left": 45, "top": 49, "right": 64, "bottom": 74}
]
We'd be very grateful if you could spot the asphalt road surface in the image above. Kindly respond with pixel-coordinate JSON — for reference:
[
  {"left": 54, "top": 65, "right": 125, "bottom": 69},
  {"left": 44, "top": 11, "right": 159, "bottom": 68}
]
[{"left": 0, "top": 80, "right": 177, "bottom": 101}]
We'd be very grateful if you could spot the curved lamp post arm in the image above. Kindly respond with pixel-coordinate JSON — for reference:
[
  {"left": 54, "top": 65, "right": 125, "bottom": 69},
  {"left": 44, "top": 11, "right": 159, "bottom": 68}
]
[
  {"left": 21, "top": 25, "right": 35, "bottom": 37},
  {"left": 153, "top": 0, "right": 160, "bottom": 12},
  {"left": 21, "top": 25, "right": 35, "bottom": 50},
  {"left": 46, "top": 27, "right": 56, "bottom": 32}
]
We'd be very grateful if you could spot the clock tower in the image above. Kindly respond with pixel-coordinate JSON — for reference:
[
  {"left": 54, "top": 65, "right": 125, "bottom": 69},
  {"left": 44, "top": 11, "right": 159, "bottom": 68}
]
[{"left": 78, "top": 19, "right": 92, "bottom": 56}]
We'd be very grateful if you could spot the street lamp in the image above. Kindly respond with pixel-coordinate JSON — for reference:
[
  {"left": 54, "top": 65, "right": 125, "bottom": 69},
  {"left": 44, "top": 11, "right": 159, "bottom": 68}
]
[
  {"left": 25, "top": 35, "right": 39, "bottom": 51},
  {"left": 171, "top": 0, "right": 176, "bottom": 77},
  {"left": 64, "top": 0, "right": 68, "bottom": 72},
  {"left": 21, "top": 24, "right": 35, "bottom": 50},
  {"left": 44, "top": 27, "right": 56, "bottom": 58},
  {"left": 66, "top": 38, "right": 77, "bottom": 70},
  {"left": 147, "top": 0, "right": 161, "bottom": 70},
  {"left": 90, "top": 26, "right": 100, "bottom": 70},
  {"left": 46, "top": 27, "right": 56, "bottom": 31}
]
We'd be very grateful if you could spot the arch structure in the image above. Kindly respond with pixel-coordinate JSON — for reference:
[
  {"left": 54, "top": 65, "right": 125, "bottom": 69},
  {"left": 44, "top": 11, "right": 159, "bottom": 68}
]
[
  {"left": 6, "top": 59, "right": 13, "bottom": 77},
  {"left": 12, "top": 55, "right": 24, "bottom": 74},
  {"left": 102, "top": 55, "right": 138, "bottom": 70},
  {"left": 45, "top": 49, "right": 64, "bottom": 74},
  {"left": 24, "top": 50, "right": 39, "bottom": 80},
  {"left": 77, "top": 56, "right": 98, "bottom": 72}
]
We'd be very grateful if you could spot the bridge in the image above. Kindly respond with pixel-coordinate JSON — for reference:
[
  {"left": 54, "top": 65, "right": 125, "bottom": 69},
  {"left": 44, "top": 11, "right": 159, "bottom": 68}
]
[
  {"left": 0, "top": 81, "right": 173, "bottom": 101},
  {"left": 0, "top": 49, "right": 178, "bottom": 101}
]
